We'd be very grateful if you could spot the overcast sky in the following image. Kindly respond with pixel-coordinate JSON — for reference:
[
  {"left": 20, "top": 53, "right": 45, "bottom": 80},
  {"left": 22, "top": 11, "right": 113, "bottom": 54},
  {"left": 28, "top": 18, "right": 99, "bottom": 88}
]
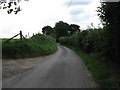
[{"left": 0, "top": 0, "right": 102, "bottom": 38}]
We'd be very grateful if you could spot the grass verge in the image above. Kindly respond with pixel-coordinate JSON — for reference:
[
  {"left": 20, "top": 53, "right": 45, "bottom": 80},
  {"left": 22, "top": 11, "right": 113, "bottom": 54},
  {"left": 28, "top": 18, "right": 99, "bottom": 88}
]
[
  {"left": 2, "top": 34, "right": 57, "bottom": 59},
  {"left": 63, "top": 44, "right": 120, "bottom": 88}
]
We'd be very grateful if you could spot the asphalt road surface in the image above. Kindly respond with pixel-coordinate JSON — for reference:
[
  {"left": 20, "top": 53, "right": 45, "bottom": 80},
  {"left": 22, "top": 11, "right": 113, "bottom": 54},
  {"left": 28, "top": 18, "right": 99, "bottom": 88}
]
[{"left": 3, "top": 45, "right": 97, "bottom": 88}]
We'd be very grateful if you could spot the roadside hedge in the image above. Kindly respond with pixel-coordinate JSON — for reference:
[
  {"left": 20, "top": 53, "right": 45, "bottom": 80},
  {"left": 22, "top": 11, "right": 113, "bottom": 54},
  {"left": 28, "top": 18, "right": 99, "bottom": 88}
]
[{"left": 2, "top": 34, "right": 57, "bottom": 59}]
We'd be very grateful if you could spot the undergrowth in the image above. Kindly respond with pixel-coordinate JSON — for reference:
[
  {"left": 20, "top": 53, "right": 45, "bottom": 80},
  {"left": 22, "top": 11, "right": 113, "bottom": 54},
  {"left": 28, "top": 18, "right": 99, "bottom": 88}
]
[
  {"left": 2, "top": 34, "right": 57, "bottom": 59},
  {"left": 63, "top": 44, "right": 120, "bottom": 88}
]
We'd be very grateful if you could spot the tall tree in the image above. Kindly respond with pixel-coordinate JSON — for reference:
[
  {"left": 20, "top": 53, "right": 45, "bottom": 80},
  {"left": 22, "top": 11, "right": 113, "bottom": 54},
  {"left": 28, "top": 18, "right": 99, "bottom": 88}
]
[
  {"left": 97, "top": 2, "right": 120, "bottom": 61},
  {"left": 69, "top": 24, "right": 80, "bottom": 35},
  {"left": 54, "top": 21, "right": 69, "bottom": 42},
  {"left": 42, "top": 26, "right": 54, "bottom": 35}
]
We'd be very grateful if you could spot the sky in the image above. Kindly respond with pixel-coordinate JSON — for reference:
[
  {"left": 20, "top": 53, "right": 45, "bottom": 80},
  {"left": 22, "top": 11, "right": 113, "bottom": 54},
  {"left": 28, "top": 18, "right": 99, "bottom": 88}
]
[{"left": 0, "top": 0, "right": 102, "bottom": 38}]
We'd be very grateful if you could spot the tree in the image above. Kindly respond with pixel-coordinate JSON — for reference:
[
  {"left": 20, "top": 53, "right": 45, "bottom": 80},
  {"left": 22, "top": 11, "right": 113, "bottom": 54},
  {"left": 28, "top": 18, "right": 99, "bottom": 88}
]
[
  {"left": 0, "top": 0, "right": 29, "bottom": 14},
  {"left": 54, "top": 21, "right": 69, "bottom": 42},
  {"left": 42, "top": 26, "right": 54, "bottom": 35},
  {"left": 97, "top": 2, "right": 120, "bottom": 61},
  {"left": 69, "top": 24, "right": 80, "bottom": 35}
]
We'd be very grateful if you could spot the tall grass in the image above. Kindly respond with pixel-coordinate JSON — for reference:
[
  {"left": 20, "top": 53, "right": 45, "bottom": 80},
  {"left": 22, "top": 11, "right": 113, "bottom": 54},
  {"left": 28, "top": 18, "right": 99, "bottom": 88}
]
[{"left": 2, "top": 34, "right": 57, "bottom": 59}]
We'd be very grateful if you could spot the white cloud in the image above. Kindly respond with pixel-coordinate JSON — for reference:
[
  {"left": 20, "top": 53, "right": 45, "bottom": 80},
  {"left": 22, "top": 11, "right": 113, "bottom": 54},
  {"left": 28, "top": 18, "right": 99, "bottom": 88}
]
[
  {"left": 66, "top": 0, "right": 101, "bottom": 29},
  {"left": 0, "top": 0, "right": 102, "bottom": 38}
]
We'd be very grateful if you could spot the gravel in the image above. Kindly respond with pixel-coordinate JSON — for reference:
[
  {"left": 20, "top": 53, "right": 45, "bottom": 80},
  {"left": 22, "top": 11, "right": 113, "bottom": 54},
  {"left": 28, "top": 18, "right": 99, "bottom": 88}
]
[{"left": 2, "top": 56, "right": 50, "bottom": 79}]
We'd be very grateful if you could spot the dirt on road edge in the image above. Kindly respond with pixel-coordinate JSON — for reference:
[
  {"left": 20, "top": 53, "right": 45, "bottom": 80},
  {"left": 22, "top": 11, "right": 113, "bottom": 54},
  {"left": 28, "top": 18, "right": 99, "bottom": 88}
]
[{"left": 2, "top": 55, "right": 52, "bottom": 79}]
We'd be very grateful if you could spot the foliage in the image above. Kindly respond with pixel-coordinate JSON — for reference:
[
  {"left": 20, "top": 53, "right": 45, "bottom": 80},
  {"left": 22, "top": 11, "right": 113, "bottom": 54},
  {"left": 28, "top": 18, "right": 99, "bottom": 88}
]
[
  {"left": 59, "top": 21, "right": 120, "bottom": 88},
  {"left": 59, "top": 28, "right": 105, "bottom": 54},
  {"left": 64, "top": 45, "right": 120, "bottom": 88},
  {"left": 54, "top": 21, "right": 70, "bottom": 42},
  {"left": 0, "top": 0, "right": 29, "bottom": 14},
  {"left": 42, "top": 26, "right": 54, "bottom": 35},
  {"left": 2, "top": 34, "right": 57, "bottom": 59},
  {"left": 42, "top": 21, "right": 81, "bottom": 43},
  {"left": 69, "top": 24, "right": 80, "bottom": 35},
  {"left": 58, "top": 9, "right": 120, "bottom": 86},
  {"left": 97, "top": 2, "right": 120, "bottom": 61},
  {"left": 59, "top": 2, "right": 120, "bottom": 63},
  {"left": 2, "top": 38, "right": 19, "bottom": 43}
]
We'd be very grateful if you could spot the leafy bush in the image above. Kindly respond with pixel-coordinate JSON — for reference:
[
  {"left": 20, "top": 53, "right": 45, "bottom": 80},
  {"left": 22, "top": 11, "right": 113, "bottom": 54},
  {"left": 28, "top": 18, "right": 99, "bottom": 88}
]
[
  {"left": 59, "top": 28, "right": 120, "bottom": 88},
  {"left": 59, "top": 28, "right": 105, "bottom": 54},
  {"left": 2, "top": 34, "right": 57, "bottom": 59}
]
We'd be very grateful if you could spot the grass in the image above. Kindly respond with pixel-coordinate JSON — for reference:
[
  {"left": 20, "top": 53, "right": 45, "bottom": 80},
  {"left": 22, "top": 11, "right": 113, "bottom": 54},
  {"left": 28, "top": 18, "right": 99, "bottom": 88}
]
[
  {"left": 2, "top": 38, "right": 19, "bottom": 43},
  {"left": 63, "top": 44, "right": 120, "bottom": 88},
  {"left": 2, "top": 34, "right": 57, "bottom": 59}
]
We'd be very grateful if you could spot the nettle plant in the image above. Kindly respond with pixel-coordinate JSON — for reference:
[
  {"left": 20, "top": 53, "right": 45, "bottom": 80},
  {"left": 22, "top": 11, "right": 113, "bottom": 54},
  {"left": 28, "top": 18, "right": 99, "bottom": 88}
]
[{"left": 0, "top": 0, "right": 29, "bottom": 14}]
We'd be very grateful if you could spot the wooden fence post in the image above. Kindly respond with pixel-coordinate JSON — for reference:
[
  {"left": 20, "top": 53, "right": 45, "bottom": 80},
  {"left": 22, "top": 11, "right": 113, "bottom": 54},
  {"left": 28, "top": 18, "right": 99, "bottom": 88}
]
[
  {"left": 4, "top": 31, "right": 27, "bottom": 43},
  {"left": 28, "top": 32, "right": 30, "bottom": 38},
  {"left": 20, "top": 31, "right": 22, "bottom": 42}
]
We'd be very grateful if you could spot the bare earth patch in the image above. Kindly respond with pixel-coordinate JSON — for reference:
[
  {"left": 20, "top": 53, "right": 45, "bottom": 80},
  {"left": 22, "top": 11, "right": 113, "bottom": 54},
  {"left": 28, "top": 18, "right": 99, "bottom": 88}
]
[{"left": 2, "top": 55, "right": 50, "bottom": 79}]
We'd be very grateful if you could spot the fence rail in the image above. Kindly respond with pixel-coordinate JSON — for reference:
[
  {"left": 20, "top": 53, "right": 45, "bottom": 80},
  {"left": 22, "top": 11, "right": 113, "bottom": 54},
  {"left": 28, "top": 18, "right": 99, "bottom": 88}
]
[{"left": 4, "top": 31, "right": 27, "bottom": 43}]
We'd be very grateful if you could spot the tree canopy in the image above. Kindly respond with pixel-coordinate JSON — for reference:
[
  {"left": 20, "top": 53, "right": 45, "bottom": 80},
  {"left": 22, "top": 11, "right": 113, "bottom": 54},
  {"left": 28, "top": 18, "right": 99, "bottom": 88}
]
[
  {"left": 42, "top": 26, "right": 54, "bottom": 35},
  {"left": 97, "top": 2, "right": 120, "bottom": 61},
  {"left": 54, "top": 21, "right": 69, "bottom": 41},
  {"left": 41, "top": 21, "right": 81, "bottom": 43},
  {"left": 0, "top": 0, "right": 29, "bottom": 14},
  {"left": 69, "top": 24, "right": 80, "bottom": 35}
]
